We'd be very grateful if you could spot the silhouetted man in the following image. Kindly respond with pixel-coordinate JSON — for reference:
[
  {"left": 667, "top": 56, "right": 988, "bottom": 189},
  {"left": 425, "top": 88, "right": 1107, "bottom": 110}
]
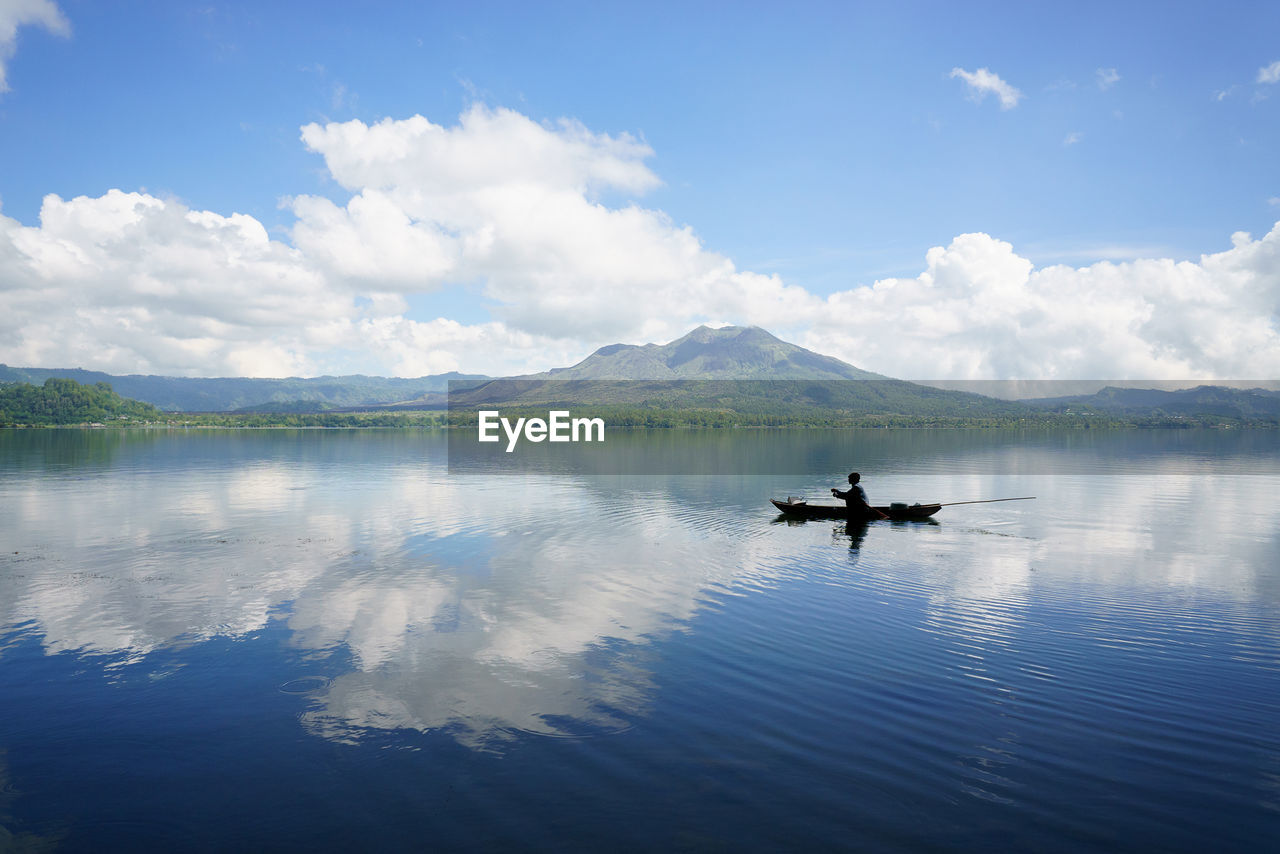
[{"left": 832, "top": 472, "right": 888, "bottom": 520}]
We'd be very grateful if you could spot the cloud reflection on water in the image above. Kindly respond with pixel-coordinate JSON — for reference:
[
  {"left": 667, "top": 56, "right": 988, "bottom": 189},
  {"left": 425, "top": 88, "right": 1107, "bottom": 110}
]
[{"left": 1, "top": 430, "right": 1277, "bottom": 751}]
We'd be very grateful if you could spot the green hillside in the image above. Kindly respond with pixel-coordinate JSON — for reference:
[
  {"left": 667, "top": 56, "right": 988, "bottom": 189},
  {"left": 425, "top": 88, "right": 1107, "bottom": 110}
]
[
  {"left": 0, "top": 365, "right": 488, "bottom": 412},
  {"left": 1025, "top": 385, "right": 1280, "bottom": 424},
  {"left": 0, "top": 378, "right": 165, "bottom": 426},
  {"left": 7, "top": 327, "right": 1276, "bottom": 427},
  {"left": 447, "top": 378, "right": 1033, "bottom": 421}
]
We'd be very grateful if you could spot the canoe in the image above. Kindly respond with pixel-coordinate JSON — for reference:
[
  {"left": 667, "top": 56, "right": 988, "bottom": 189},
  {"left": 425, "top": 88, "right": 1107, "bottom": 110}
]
[{"left": 770, "top": 498, "right": 942, "bottom": 521}]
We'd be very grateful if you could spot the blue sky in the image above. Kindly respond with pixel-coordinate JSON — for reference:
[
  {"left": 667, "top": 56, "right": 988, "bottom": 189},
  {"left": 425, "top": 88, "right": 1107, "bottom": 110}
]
[{"left": 1, "top": 0, "right": 1278, "bottom": 378}]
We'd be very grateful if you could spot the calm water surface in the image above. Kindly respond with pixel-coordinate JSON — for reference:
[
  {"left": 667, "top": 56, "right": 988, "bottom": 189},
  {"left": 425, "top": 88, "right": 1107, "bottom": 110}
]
[{"left": 1, "top": 429, "right": 1278, "bottom": 852}]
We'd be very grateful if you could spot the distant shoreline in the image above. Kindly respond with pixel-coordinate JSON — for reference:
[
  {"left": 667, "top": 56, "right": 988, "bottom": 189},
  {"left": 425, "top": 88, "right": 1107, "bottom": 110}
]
[
  {"left": 1, "top": 417, "right": 1270, "bottom": 431},
  {"left": 8, "top": 371, "right": 1279, "bottom": 429}
]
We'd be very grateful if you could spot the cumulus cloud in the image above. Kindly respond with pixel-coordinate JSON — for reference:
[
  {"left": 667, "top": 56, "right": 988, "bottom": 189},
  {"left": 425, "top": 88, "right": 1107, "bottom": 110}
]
[
  {"left": 0, "top": 188, "right": 572, "bottom": 376},
  {"left": 800, "top": 229, "right": 1280, "bottom": 381},
  {"left": 1063, "top": 131, "right": 1082, "bottom": 146},
  {"left": 949, "top": 66, "right": 1023, "bottom": 109},
  {"left": 1258, "top": 60, "right": 1280, "bottom": 84},
  {"left": 2, "top": 190, "right": 333, "bottom": 376},
  {"left": 1096, "top": 67, "right": 1120, "bottom": 90},
  {"left": 289, "top": 105, "right": 818, "bottom": 343},
  {"left": 0, "top": 0, "right": 68, "bottom": 92},
  {"left": 2, "top": 104, "right": 1279, "bottom": 381}
]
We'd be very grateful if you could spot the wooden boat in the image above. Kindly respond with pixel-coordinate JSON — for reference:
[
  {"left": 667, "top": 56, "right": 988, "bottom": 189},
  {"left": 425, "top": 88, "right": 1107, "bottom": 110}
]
[{"left": 770, "top": 498, "right": 942, "bottom": 521}]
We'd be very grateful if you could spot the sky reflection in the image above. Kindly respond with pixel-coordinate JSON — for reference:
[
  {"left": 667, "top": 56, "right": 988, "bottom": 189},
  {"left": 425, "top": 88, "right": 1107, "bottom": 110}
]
[{"left": 2, "top": 429, "right": 1278, "bottom": 751}]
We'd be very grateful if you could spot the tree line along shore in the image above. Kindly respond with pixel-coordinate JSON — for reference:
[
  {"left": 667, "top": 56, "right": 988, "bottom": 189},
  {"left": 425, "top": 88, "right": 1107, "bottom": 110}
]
[{"left": 1, "top": 377, "right": 1275, "bottom": 429}]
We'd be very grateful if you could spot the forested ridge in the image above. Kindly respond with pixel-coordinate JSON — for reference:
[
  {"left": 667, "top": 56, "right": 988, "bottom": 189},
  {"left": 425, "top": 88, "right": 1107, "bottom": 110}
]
[
  {"left": 0, "top": 378, "right": 165, "bottom": 426},
  {"left": 2, "top": 377, "right": 1275, "bottom": 429}
]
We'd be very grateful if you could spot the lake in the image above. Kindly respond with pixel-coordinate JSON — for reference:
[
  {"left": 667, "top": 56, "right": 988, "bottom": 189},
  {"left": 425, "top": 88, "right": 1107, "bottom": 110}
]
[{"left": 1, "top": 428, "right": 1278, "bottom": 852}]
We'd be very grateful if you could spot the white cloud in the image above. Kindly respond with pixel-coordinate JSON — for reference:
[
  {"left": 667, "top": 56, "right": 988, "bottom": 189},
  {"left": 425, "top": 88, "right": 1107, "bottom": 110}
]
[
  {"left": 1258, "top": 60, "right": 1280, "bottom": 84},
  {"left": 1096, "top": 67, "right": 1120, "bottom": 90},
  {"left": 2, "top": 190, "right": 335, "bottom": 376},
  {"left": 0, "top": 0, "right": 68, "bottom": 92},
  {"left": 289, "top": 105, "right": 817, "bottom": 344},
  {"left": 800, "top": 229, "right": 1280, "bottom": 381},
  {"left": 2, "top": 105, "right": 1279, "bottom": 381},
  {"left": 1063, "top": 131, "right": 1082, "bottom": 146},
  {"left": 0, "top": 188, "right": 575, "bottom": 377},
  {"left": 949, "top": 66, "right": 1023, "bottom": 109}
]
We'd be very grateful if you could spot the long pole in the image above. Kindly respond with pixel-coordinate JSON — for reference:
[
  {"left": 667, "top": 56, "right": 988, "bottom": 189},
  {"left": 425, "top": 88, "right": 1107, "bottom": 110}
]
[{"left": 937, "top": 497, "right": 1036, "bottom": 507}]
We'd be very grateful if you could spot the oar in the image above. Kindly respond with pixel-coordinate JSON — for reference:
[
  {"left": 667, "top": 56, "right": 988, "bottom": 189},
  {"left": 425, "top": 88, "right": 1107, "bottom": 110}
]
[{"left": 936, "top": 497, "right": 1036, "bottom": 507}]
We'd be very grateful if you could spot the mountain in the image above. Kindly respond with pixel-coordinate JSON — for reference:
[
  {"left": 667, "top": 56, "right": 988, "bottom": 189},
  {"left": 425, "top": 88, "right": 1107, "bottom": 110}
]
[
  {"left": 1025, "top": 385, "right": 1280, "bottom": 422},
  {"left": 529, "top": 325, "right": 886, "bottom": 380},
  {"left": 0, "top": 365, "right": 488, "bottom": 412},
  {"left": 443, "top": 326, "right": 1032, "bottom": 420},
  {"left": 7, "top": 328, "right": 1276, "bottom": 425}
]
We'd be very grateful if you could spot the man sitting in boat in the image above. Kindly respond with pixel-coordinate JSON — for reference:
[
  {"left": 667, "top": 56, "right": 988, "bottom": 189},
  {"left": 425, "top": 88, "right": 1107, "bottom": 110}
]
[{"left": 832, "top": 473, "right": 889, "bottom": 520}]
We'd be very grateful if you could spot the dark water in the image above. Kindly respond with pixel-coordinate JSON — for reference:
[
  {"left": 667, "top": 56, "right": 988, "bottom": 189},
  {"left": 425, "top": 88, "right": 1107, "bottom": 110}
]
[{"left": 1, "top": 429, "right": 1277, "bottom": 852}]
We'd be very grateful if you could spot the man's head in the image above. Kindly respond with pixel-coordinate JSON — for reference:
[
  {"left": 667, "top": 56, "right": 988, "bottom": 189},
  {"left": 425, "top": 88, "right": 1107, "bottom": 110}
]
[{"left": 848, "top": 472, "right": 860, "bottom": 484}]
